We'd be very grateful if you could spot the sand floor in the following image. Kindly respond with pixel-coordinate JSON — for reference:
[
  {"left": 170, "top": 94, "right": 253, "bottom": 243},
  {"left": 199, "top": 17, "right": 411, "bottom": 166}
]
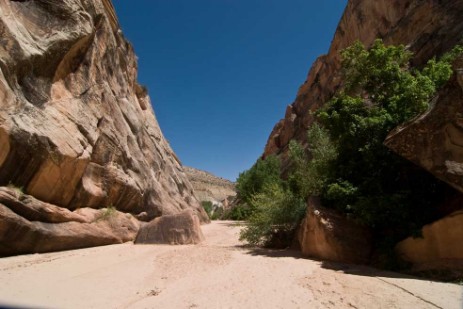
[{"left": 0, "top": 221, "right": 461, "bottom": 309}]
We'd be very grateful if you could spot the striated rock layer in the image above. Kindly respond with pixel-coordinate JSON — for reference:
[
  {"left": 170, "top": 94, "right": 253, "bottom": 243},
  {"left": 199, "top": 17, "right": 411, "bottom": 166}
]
[
  {"left": 184, "top": 166, "right": 236, "bottom": 204},
  {"left": 264, "top": 0, "right": 463, "bottom": 164},
  {"left": 0, "top": 0, "right": 207, "bottom": 255}
]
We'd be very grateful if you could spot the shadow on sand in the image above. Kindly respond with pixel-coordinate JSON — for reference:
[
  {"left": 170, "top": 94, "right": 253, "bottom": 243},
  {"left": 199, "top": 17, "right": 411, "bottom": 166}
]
[{"left": 240, "top": 245, "right": 449, "bottom": 282}]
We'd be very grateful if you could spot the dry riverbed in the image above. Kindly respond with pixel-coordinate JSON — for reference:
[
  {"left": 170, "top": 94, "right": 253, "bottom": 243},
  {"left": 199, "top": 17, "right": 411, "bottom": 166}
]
[{"left": 0, "top": 221, "right": 461, "bottom": 308}]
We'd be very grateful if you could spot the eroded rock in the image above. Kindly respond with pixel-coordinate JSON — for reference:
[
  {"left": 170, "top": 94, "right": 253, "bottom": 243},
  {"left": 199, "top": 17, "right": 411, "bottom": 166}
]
[
  {"left": 135, "top": 210, "right": 205, "bottom": 245},
  {"left": 0, "top": 187, "right": 140, "bottom": 256},
  {"left": 297, "top": 198, "right": 372, "bottom": 264},
  {"left": 0, "top": 0, "right": 207, "bottom": 223}
]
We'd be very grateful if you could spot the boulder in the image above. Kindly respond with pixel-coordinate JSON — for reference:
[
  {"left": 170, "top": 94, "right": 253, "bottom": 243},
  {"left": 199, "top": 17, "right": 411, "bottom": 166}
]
[
  {"left": 0, "top": 187, "right": 140, "bottom": 256},
  {"left": 298, "top": 197, "right": 372, "bottom": 264},
  {"left": 385, "top": 57, "right": 463, "bottom": 193},
  {"left": 396, "top": 211, "right": 463, "bottom": 272},
  {"left": 135, "top": 210, "right": 205, "bottom": 245}
]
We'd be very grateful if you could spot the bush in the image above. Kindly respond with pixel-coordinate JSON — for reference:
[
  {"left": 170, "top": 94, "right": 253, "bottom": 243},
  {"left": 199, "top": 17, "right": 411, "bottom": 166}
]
[
  {"left": 201, "top": 201, "right": 213, "bottom": 219},
  {"left": 234, "top": 155, "right": 282, "bottom": 219},
  {"left": 239, "top": 183, "right": 306, "bottom": 247}
]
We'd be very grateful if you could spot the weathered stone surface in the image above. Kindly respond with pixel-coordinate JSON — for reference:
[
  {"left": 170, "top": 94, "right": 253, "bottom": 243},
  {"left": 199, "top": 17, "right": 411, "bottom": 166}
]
[
  {"left": 0, "top": 0, "right": 207, "bottom": 229},
  {"left": 135, "top": 210, "right": 205, "bottom": 245},
  {"left": 184, "top": 166, "right": 236, "bottom": 204},
  {"left": 298, "top": 198, "right": 372, "bottom": 264},
  {"left": 385, "top": 57, "right": 463, "bottom": 193},
  {"left": 396, "top": 211, "right": 463, "bottom": 272},
  {"left": 0, "top": 0, "right": 209, "bottom": 255},
  {"left": 0, "top": 187, "right": 140, "bottom": 256},
  {"left": 264, "top": 0, "right": 463, "bottom": 165}
]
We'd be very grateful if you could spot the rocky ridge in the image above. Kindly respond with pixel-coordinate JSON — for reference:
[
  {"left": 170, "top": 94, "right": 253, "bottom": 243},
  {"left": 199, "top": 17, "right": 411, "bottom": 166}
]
[
  {"left": 0, "top": 0, "right": 207, "bottom": 255},
  {"left": 184, "top": 166, "right": 236, "bottom": 204}
]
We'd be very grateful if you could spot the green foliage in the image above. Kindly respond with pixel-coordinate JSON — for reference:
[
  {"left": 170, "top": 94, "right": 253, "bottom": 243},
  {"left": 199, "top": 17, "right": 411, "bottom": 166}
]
[
  {"left": 201, "top": 201, "right": 213, "bottom": 218},
  {"left": 288, "top": 124, "right": 337, "bottom": 199},
  {"left": 238, "top": 125, "right": 335, "bottom": 246},
  {"left": 7, "top": 182, "right": 24, "bottom": 196},
  {"left": 239, "top": 183, "right": 306, "bottom": 247},
  {"left": 227, "top": 203, "right": 253, "bottom": 220},
  {"left": 235, "top": 155, "right": 282, "bottom": 217},
  {"left": 99, "top": 204, "right": 117, "bottom": 221},
  {"left": 317, "top": 40, "right": 461, "bottom": 235}
]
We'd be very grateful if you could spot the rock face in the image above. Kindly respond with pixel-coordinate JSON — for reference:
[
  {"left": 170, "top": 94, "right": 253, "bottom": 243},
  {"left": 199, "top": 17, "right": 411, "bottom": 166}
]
[
  {"left": 385, "top": 57, "right": 463, "bottom": 193},
  {"left": 184, "top": 167, "right": 236, "bottom": 204},
  {"left": 135, "top": 210, "right": 205, "bottom": 245},
  {"left": 0, "top": 0, "right": 207, "bottom": 255},
  {"left": 264, "top": 0, "right": 463, "bottom": 163},
  {"left": 396, "top": 211, "right": 463, "bottom": 273},
  {"left": 0, "top": 187, "right": 140, "bottom": 256},
  {"left": 297, "top": 198, "right": 372, "bottom": 264}
]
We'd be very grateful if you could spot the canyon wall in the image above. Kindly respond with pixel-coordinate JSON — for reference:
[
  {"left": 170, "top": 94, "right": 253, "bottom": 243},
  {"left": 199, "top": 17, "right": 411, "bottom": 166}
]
[
  {"left": 264, "top": 0, "right": 463, "bottom": 171},
  {"left": 0, "top": 0, "right": 207, "bottom": 255}
]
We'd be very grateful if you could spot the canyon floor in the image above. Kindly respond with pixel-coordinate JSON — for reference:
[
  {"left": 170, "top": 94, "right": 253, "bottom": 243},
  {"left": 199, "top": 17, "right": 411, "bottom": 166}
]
[{"left": 0, "top": 221, "right": 461, "bottom": 309}]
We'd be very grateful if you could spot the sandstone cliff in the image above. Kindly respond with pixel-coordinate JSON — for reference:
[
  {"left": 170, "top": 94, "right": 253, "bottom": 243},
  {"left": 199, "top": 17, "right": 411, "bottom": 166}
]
[
  {"left": 264, "top": 0, "right": 463, "bottom": 165},
  {"left": 0, "top": 0, "right": 207, "bottom": 255},
  {"left": 184, "top": 167, "right": 236, "bottom": 204}
]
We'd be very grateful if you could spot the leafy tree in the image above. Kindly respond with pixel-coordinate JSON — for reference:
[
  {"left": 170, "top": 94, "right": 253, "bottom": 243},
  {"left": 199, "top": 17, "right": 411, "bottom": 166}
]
[
  {"left": 288, "top": 124, "right": 337, "bottom": 199},
  {"left": 239, "top": 182, "right": 306, "bottom": 247},
  {"left": 317, "top": 40, "right": 461, "bottom": 235},
  {"left": 235, "top": 155, "right": 282, "bottom": 207}
]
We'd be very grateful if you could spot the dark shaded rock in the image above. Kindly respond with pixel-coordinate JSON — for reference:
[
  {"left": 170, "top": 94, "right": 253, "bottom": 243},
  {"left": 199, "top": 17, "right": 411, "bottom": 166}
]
[
  {"left": 135, "top": 210, "right": 205, "bottom": 245},
  {"left": 297, "top": 197, "right": 372, "bottom": 264},
  {"left": 385, "top": 57, "right": 463, "bottom": 193}
]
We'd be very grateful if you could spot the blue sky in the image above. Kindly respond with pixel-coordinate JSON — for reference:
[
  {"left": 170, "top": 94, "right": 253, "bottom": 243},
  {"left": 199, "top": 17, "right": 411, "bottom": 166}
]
[{"left": 112, "top": 0, "right": 347, "bottom": 181}]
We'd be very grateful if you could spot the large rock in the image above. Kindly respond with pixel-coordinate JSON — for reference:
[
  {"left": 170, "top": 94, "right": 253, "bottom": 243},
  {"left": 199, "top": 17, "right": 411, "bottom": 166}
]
[
  {"left": 396, "top": 211, "right": 463, "bottom": 272},
  {"left": 263, "top": 0, "right": 463, "bottom": 165},
  {"left": 0, "top": 0, "right": 208, "bottom": 254},
  {"left": 0, "top": 0, "right": 207, "bottom": 222},
  {"left": 0, "top": 187, "right": 140, "bottom": 256},
  {"left": 297, "top": 198, "right": 372, "bottom": 264},
  {"left": 385, "top": 57, "right": 463, "bottom": 192},
  {"left": 135, "top": 210, "right": 205, "bottom": 245}
]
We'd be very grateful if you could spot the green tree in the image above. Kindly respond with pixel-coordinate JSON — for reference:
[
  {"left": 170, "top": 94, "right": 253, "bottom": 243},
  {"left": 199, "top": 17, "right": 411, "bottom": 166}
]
[
  {"left": 317, "top": 40, "right": 461, "bottom": 234},
  {"left": 235, "top": 155, "right": 282, "bottom": 206}
]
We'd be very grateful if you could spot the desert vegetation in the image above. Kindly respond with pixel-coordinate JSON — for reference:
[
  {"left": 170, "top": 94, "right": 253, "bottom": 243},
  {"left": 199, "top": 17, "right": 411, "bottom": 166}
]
[{"left": 237, "top": 40, "right": 462, "bottom": 256}]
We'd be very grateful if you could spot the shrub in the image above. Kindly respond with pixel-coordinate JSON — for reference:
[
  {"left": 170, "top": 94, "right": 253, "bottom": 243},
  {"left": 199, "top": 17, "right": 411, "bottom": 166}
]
[
  {"left": 239, "top": 183, "right": 306, "bottom": 247},
  {"left": 201, "top": 201, "right": 213, "bottom": 218},
  {"left": 234, "top": 155, "right": 282, "bottom": 219}
]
